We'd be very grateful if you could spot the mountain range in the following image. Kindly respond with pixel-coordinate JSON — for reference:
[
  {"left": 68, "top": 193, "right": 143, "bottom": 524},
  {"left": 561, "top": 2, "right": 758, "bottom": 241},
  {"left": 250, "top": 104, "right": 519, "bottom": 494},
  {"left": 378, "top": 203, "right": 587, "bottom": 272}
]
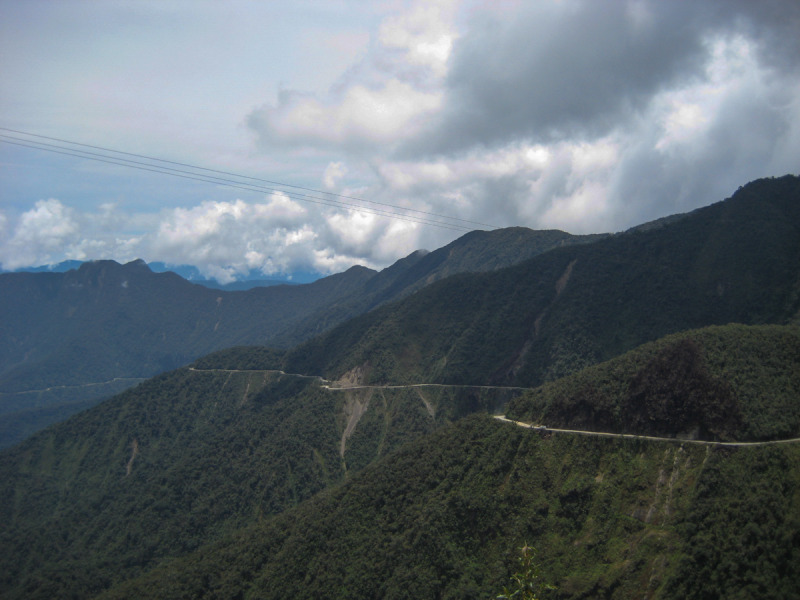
[
  {"left": 281, "top": 175, "right": 800, "bottom": 387},
  {"left": 0, "top": 227, "right": 600, "bottom": 448},
  {"left": 1, "top": 260, "right": 318, "bottom": 288},
  {"left": 0, "top": 174, "right": 798, "bottom": 599}
]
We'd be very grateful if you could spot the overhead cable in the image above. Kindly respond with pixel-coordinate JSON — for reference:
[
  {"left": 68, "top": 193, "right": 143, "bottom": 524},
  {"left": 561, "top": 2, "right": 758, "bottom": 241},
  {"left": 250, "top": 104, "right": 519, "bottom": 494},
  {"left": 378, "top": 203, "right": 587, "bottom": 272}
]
[
  {"left": 0, "top": 127, "right": 500, "bottom": 232},
  {"left": 0, "top": 135, "right": 465, "bottom": 231}
]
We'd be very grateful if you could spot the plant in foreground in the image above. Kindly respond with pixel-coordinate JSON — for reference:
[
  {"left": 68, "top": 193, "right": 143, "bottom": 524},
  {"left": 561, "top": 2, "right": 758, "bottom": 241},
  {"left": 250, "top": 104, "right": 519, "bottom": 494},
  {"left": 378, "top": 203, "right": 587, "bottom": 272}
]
[{"left": 497, "top": 543, "right": 555, "bottom": 599}]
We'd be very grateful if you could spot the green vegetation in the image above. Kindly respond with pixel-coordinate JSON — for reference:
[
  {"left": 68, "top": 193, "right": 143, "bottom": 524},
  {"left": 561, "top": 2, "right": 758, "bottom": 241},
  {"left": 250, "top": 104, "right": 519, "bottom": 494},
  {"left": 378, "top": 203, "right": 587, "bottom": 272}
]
[
  {"left": 0, "top": 227, "right": 589, "bottom": 446},
  {"left": 190, "top": 346, "right": 286, "bottom": 371},
  {"left": 271, "top": 228, "right": 606, "bottom": 348},
  {"left": 666, "top": 447, "right": 800, "bottom": 599},
  {"left": 284, "top": 175, "right": 800, "bottom": 389},
  {"left": 497, "top": 544, "right": 555, "bottom": 599},
  {"left": 0, "top": 260, "right": 373, "bottom": 391},
  {"left": 1, "top": 319, "right": 799, "bottom": 598},
  {"left": 0, "top": 382, "right": 141, "bottom": 450},
  {"left": 95, "top": 417, "right": 800, "bottom": 600},
  {"left": 1, "top": 176, "right": 799, "bottom": 597},
  {"left": 508, "top": 324, "right": 800, "bottom": 441},
  {"left": 0, "top": 370, "right": 512, "bottom": 598},
  {"left": 0, "top": 370, "right": 341, "bottom": 598}
]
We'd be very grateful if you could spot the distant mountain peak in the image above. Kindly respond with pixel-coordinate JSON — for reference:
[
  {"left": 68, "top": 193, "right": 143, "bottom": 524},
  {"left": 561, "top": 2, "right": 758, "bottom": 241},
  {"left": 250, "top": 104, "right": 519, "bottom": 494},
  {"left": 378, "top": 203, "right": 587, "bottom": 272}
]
[{"left": 126, "top": 258, "right": 150, "bottom": 270}]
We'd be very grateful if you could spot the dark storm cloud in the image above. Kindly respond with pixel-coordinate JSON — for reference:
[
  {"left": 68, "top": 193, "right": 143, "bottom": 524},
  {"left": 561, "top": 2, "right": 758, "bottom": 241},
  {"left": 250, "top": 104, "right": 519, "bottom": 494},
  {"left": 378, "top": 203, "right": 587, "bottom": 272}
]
[
  {"left": 4, "top": 0, "right": 798, "bottom": 275},
  {"left": 726, "top": 0, "right": 800, "bottom": 73},
  {"left": 406, "top": 0, "right": 800, "bottom": 157},
  {"left": 609, "top": 72, "right": 799, "bottom": 228}
]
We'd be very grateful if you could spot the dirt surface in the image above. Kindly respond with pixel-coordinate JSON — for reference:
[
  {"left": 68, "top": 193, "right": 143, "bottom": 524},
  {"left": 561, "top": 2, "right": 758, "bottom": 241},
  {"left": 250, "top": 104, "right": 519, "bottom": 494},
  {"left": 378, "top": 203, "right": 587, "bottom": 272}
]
[{"left": 340, "top": 390, "right": 372, "bottom": 458}]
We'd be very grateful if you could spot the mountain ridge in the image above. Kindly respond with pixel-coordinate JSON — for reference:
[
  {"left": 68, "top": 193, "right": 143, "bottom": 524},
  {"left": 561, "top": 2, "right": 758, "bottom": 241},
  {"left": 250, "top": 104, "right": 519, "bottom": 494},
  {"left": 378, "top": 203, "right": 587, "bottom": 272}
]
[
  {"left": 1, "top": 175, "right": 799, "bottom": 598},
  {"left": 281, "top": 175, "right": 800, "bottom": 388},
  {"left": 0, "top": 226, "right": 599, "bottom": 446},
  {"left": 2, "top": 324, "right": 798, "bottom": 599}
]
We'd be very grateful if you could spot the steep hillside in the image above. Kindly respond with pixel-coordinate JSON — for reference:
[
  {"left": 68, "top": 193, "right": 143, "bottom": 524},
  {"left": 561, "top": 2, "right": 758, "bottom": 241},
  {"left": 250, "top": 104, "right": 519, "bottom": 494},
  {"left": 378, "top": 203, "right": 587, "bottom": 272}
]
[
  {"left": 507, "top": 323, "right": 800, "bottom": 442},
  {"left": 266, "top": 227, "right": 605, "bottom": 346},
  {"left": 99, "top": 417, "right": 800, "bottom": 600},
  {"left": 0, "top": 259, "right": 374, "bottom": 391},
  {"left": 0, "top": 261, "right": 373, "bottom": 447},
  {"left": 284, "top": 176, "right": 800, "bottom": 387},
  {"left": 1, "top": 322, "right": 798, "bottom": 599},
  {"left": 0, "top": 226, "right": 581, "bottom": 447},
  {"left": 0, "top": 366, "right": 512, "bottom": 598}
]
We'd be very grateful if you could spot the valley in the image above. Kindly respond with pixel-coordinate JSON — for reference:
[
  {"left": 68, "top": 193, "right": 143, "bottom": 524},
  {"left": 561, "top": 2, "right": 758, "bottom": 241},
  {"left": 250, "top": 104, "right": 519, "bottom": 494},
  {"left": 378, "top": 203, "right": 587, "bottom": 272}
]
[
  {"left": 0, "top": 176, "right": 798, "bottom": 599},
  {"left": 0, "top": 227, "right": 596, "bottom": 447}
]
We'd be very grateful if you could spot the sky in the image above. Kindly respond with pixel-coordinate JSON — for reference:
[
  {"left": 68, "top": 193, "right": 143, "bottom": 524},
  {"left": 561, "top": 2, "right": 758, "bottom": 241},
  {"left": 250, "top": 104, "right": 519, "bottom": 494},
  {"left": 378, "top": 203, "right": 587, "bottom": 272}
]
[{"left": 1, "top": 0, "right": 799, "bottom": 282}]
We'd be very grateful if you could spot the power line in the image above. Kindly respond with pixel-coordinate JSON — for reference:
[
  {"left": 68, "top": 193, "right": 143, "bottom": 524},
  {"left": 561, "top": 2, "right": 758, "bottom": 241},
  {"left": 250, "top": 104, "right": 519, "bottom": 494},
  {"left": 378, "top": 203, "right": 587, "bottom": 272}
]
[
  {"left": 0, "top": 135, "right": 471, "bottom": 232},
  {"left": 0, "top": 127, "right": 500, "bottom": 232},
  {"left": 0, "top": 135, "right": 468, "bottom": 232}
]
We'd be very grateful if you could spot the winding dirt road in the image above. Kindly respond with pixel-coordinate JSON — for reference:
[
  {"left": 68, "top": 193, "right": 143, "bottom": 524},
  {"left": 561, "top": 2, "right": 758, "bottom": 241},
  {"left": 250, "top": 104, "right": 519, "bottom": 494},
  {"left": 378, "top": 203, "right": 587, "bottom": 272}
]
[
  {"left": 492, "top": 415, "right": 800, "bottom": 447},
  {"left": 186, "top": 367, "right": 800, "bottom": 447}
]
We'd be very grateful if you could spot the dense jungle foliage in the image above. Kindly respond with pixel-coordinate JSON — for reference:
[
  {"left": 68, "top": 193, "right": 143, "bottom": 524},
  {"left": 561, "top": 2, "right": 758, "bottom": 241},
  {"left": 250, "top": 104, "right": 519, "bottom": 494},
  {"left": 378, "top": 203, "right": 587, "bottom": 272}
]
[
  {"left": 1, "top": 176, "right": 798, "bottom": 598},
  {"left": 0, "top": 377, "right": 145, "bottom": 449},
  {"left": 0, "top": 367, "right": 517, "bottom": 598},
  {"left": 282, "top": 176, "right": 800, "bottom": 388},
  {"left": 508, "top": 324, "right": 800, "bottom": 441},
  {"left": 0, "top": 227, "right": 591, "bottom": 446},
  {"left": 97, "top": 417, "right": 800, "bottom": 600},
  {"left": 2, "top": 321, "right": 799, "bottom": 599}
]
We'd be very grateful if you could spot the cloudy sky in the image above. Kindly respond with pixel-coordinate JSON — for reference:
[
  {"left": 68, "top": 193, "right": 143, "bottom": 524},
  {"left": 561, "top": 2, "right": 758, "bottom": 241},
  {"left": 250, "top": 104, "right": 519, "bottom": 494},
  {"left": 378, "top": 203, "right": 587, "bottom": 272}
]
[{"left": 1, "top": 0, "right": 799, "bottom": 281}]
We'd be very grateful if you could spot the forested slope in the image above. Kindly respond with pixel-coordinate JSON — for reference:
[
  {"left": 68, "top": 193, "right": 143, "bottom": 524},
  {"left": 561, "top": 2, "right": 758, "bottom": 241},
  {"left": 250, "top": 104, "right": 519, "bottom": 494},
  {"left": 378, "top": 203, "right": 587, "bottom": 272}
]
[
  {"left": 0, "top": 368, "right": 509, "bottom": 598},
  {"left": 1, "top": 176, "right": 798, "bottom": 598},
  {"left": 268, "top": 227, "right": 606, "bottom": 346},
  {"left": 508, "top": 323, "right": 800, "bottom": 442},
  {"left": 99, "top": 415, "right": 800, "bottom": 600},
  {"left": 2, "top": 322, "right": 798, "bottom": 599},
  {"left": 284, "top": 176, "right": 800, "bottom": 387},
  {"left": 0, "top": 226, "right": 589, "bottom": 447}
]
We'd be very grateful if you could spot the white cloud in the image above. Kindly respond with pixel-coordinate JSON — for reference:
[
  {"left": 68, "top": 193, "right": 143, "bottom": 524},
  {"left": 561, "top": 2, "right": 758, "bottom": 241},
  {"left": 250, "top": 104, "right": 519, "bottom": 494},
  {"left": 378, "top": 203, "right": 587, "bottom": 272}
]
[
  {"left": 539, "top": 180, "right": 611, "bottom": 232},
  {"left": 3, "top": 0, "right": 799, "bottom": 279},
  {"left": 149, "top": 196, "right": 314, "bottom": 281},
  {"left": 0, "top": 189, "right": 428, "bottom": 281},
  {"left": 302, "top": 0, "right": 800, "bottom": 237},
  {"left": 247, "top": 0, "right": 456, "bottom": 155},
  {"left": 368, "top": 137, "right": 624, "bottom": 234},
  {"left": 141, "top": 190, "right": 425, "bottom": 281},
  {"left": 0, "top": 199, "right": 79, "bottom": 269},
  {"left": 323, "top": 162, "right": 348, "bottom": 190},
  {"left": 253, "top": 192, "right": 308, "bottom": 225},
  {"left": 249, "top": 79, "right": 441, "bottom": 151},
  {"left": 378, "top": 0, "right": 457, "bottom": 78}
]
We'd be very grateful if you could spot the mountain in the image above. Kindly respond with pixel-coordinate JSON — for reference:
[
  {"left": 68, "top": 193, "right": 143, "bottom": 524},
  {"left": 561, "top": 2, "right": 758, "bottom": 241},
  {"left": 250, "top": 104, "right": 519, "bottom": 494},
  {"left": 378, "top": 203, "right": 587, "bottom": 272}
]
[
  {"left": 1, "top": 260, "right": 85, "bottom": 274},
  {"left": 2, "top": 260, "right": 320, "bottom": 287},
  {"left": 0, "top": 258, "right": 372, "bottom": 390},
  {"left": 265, "top": 227, "right": 606, "bottom": 347},
  {"left": 181, "top": 279, "right": 296, "bottom": 291},
  {"left": 1, "top": 175, "right": 798, "bottom": 598},
  {"left": 282, "top": 175, "right": 800, "bottom": 387},
  {"left": 507, "top": 323, "right": 800, "bottom": 442},
  {"left": 100, "top": 414, "right": 800, "bottom": 600},
  {"left": 0, "top": 228, "right": 596, "bottom": 447},
  {"left": 0, "top": 261, "right": 374, "bottom": 447},
  {"left": 1, "top": 323, "right": 797, "bottom": 599},
  {"left": 0, "top": 360, "right": 491, "bottom": 598}
]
